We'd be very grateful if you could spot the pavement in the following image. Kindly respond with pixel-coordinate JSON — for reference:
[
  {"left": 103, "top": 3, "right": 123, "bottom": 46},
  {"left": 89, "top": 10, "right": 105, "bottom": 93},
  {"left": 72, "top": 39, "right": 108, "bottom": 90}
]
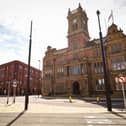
[{"left": 0, "top": 96, "right": 126, "bottom": 126}]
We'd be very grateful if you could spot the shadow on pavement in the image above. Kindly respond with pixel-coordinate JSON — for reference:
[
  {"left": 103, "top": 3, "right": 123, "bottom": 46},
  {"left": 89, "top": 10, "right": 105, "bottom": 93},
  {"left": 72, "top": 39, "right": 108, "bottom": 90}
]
[
  {"left": 41, "top": 96, "right": 69, "bottom": 100},
  {"left": 81, "top": 97, "right": 124, "bottom": 109},
  {"left": 111, "top": 111, "right": 126, "bottom": 120},
  {"left": 6, "top": 110, "right": 26, "bottom": 126}
]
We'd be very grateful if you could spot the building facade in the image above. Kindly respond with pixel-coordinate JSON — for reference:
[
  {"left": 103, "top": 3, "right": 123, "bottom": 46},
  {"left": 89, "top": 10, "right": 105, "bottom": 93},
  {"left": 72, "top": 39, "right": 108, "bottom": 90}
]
[
  {"left": 0, "top": 60, "right": 41, "bottom": 96},
  {"left": 42, "top": 4, "right": 126, "bottom": 97}
]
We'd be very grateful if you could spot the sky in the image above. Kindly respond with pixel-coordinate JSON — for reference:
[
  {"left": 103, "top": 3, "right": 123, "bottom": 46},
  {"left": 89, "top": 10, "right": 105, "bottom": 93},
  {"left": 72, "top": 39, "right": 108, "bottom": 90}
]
[{"left": 0, "top": 0, "right": 125, "bottom": 70}]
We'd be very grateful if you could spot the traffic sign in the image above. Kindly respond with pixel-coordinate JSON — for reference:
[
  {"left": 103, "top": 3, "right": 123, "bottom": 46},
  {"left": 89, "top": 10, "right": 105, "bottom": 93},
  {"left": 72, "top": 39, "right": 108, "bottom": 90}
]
[
  {"left": 118, "top": 75, "right": 126, "bottom": 110},
  {"left": 118, "top": 76, "right": 126, "bottom": 83}
]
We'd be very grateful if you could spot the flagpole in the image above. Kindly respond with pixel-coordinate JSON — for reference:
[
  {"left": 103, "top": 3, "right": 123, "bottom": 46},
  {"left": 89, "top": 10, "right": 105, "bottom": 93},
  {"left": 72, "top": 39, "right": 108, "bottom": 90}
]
[
  {"left": 111, "top": 10, "right": 114, "bottom": 24},
  {"left": 108, "top": 10, "right": 114, "bottom": 25}
]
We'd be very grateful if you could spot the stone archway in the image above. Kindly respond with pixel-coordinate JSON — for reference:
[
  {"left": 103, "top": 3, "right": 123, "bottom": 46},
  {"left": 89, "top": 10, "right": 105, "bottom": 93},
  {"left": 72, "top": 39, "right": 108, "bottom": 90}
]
[{"left": 72, "top": 81, "right": 80, "bottom": 95}]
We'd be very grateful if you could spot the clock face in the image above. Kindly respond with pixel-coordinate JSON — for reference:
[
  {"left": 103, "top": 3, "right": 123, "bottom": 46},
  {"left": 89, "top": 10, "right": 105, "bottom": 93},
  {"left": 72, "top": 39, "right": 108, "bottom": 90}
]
[{"left": 73, "top": 18, "right": 77, "bottom": 23}]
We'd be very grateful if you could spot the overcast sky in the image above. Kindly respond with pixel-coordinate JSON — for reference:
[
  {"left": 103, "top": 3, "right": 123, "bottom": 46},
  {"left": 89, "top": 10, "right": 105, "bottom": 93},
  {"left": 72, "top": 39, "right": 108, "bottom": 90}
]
[{"left": 0, "top": 0, "right": 125, "bottom": 69}]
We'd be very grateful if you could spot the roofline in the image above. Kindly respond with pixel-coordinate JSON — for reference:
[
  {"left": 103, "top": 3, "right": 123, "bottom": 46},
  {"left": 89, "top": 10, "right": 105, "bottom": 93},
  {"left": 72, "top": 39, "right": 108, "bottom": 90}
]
[{"left": 0, "top": 60, "right": 41, "bottom": 71}]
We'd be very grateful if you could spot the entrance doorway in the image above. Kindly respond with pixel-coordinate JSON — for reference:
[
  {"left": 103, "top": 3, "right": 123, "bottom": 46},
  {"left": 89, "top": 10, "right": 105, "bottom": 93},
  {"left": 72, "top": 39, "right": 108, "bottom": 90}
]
[{"left": 72, "top": 81, "right": 80, "bottom": 95}]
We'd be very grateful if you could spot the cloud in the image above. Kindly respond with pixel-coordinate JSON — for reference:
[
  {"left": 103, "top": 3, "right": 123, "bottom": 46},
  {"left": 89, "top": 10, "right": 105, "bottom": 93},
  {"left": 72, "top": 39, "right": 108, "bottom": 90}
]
[
  {"left": 0, "top": 0, "right": 125, "bottom": 69},
  {"left": 0, "top": 34, "right": 12, "bottom": 42},
  {"left": 114, "top": 0, "right": 126, "bottom": 7},
  {"left": 0, "top": 24, "right": 28, "bottom": 65}
]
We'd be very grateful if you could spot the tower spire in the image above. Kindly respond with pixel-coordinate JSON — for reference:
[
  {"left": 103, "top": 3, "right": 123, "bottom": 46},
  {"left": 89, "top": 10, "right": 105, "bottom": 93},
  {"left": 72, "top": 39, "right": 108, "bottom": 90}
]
[
  {"left": 68, "top": 8, "right": 71, "bottom": 15},
  {"left": 78, "top": 2, "right": 82, "bottom": 11},
  {"left": 78, "top": 3, "right": 81, "bottom": 8}
]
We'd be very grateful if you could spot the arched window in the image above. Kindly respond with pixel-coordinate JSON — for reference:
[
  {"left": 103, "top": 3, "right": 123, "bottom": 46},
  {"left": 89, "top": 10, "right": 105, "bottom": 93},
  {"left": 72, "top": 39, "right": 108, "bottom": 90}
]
[{"left": 72, "top": 23, "right": 78, "bottom": 31}]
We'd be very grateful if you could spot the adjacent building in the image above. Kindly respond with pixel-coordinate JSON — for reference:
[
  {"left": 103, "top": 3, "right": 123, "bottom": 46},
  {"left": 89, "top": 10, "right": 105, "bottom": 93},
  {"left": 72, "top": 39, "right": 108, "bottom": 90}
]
[
  {"left": 0, "top": 60, "right": 41, "bottom": 96},
  {"left": 42, "top": 4, "right": 126, "bottom": 97}
]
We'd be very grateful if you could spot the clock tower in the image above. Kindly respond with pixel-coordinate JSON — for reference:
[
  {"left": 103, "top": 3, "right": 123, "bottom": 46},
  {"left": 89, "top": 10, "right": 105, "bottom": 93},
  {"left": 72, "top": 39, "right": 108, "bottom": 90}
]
[{"left": 67, "top": 3, "right": 90, "bottom": 50}]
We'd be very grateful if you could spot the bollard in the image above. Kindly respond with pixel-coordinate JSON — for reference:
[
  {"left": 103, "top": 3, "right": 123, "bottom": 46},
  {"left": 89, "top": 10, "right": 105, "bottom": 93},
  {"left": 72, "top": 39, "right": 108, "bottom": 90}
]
[
  {"left": 69, "top": 96, "right": 72, "bottom": 103},
  {"left": 96, "top": 96, "right": 100, "bottom": 104}
]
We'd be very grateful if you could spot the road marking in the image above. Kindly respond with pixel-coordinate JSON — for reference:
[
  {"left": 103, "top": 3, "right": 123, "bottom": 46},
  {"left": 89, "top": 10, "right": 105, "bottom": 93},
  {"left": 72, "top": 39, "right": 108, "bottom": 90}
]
[
  {"left": 87, "top": 119, "right": 112, "bottom": 124},
  {"left": 84, "top": 115, "right": 112, "bottom": 125},
  {"left": 86, "top": 116, "right": 96, "bottom": 118}
]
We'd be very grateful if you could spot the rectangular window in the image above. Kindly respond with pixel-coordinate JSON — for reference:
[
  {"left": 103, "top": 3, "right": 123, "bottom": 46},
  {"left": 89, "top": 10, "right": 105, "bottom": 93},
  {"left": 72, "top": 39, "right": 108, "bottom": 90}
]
[
  {"left": 19, "top": 65, "right": 23, "bottom": 69},
  {"left": 94, "top": 62, "right": 103, "bottom": 73},
  {"left": 15, "top": 64, "right": 18, "bottom": 69},
  {"left": 115, "top": 77, "right": 121, "bottom": 90},
  {"left": 67, "top": 66, "right": 69, "bottom": 76},
  {"left": 73, "top": 41, "right": 78, "bottom": 50},
  {"left": 71, "top": 65, "right": 80, "bottom": 75},
  {"left": 112, "top": 57, "right": 126, "bottom": 71},
  {"left": 72, "top": 23, "right": 78, "bottom": 31},
  {"left": 45, "top": 69, "right": 52, "bottom": 80},
  {"left": 56, "top": 67, "right": 64, "bottom": 78},
  {"left": 94, "top": 48, "right": 102, "bottom": 57},
  {"left": 99, "top": 62, "right": 103, "bottom": 73},
  {"left": 0, "top": 68, "right": 5, "bottom": 72},
  {"left": 111, "top": 44, "right": 121, "bottom": 54},
  {"left": 96, "top": 78, "right": 105, "bottom": 91},
  {"left": 0, "top": 73, "right": 4, "bottom": 78},
  {"left": 81, "top": 63, "right": 87, "bottom": 74},
  {"left": 94, "top": 63, "right": 97, "bottom": 73}
]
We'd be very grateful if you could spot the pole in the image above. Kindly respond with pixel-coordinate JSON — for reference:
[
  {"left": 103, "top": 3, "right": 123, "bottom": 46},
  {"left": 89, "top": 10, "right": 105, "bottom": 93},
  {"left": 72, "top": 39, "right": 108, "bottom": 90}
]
[
  {"left": 53, "top": 58, "right": 56, "bottom": 96},
  {"left": 13, "top": 80, "right": 17, "bottom": 104},
  {"left": 25, "top": 21, "right": 32, "bottom": 110},
  {"left": 121, "top": 83, "right": 126, "bottom": 109},
  {"left": 96, "top": 10, "right": 112, "bottom": 111},
  {"left": 13, "top": 86, "right": 16, "bottom": 103},
  {"left": 13, "top": 86, "right": 15, "bottom": 103},
  {"left": 7, "top": 81, "right": 10, "bottom": 104},
  {"left": 111, "top": 10, "right": 114, "bottom": 24},
  {"left": 38, "top": 60, "right": 41, "bottom": 97}
]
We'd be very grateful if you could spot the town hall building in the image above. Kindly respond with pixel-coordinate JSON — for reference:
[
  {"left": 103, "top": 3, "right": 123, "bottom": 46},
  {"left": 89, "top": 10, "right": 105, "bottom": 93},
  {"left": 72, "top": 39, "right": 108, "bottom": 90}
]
[{"left": 42, "top": 4, "right": 126, "bottom": 97}]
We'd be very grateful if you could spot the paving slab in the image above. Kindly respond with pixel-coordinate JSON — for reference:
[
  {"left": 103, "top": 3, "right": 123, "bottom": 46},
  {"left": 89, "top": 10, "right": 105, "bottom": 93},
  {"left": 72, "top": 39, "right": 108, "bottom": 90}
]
[{"left": 0, "top": 96, "right": 126, "bottom": 126}]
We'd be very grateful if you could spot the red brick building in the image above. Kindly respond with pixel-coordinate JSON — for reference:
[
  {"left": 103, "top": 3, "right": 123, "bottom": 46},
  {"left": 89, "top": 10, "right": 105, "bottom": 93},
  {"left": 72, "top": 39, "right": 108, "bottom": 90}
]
[
  {"left": 42, "top": 4, "right": 126, "bottom": 97},
  {"left": 0, "top": 60, "right": 41, "bottom": 96}
]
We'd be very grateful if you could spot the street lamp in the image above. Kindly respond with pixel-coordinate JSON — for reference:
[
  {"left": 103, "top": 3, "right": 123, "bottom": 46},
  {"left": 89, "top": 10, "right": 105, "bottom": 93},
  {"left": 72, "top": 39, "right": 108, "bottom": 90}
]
[
  {"left": 96, "top": 10, "right": 112, "bottom": 111},
  {"left": 25, "top": 21, "right": 32, "bottom": 110}
]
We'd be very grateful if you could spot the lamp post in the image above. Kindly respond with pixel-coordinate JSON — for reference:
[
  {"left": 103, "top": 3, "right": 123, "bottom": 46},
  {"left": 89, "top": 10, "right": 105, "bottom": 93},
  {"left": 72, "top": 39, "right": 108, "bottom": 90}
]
[
  {"left": 96, "top": 10, "right": 112, "bottom": 111},
  {"left": 25, "top": 21, "right": 32, "bottom": 110}
]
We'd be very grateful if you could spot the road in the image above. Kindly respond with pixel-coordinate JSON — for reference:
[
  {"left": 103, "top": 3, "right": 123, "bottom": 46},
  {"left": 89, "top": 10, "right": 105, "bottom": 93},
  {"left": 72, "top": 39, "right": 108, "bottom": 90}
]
[{"left": 0, "top": 96, "right": 126, "bottom": 126}]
